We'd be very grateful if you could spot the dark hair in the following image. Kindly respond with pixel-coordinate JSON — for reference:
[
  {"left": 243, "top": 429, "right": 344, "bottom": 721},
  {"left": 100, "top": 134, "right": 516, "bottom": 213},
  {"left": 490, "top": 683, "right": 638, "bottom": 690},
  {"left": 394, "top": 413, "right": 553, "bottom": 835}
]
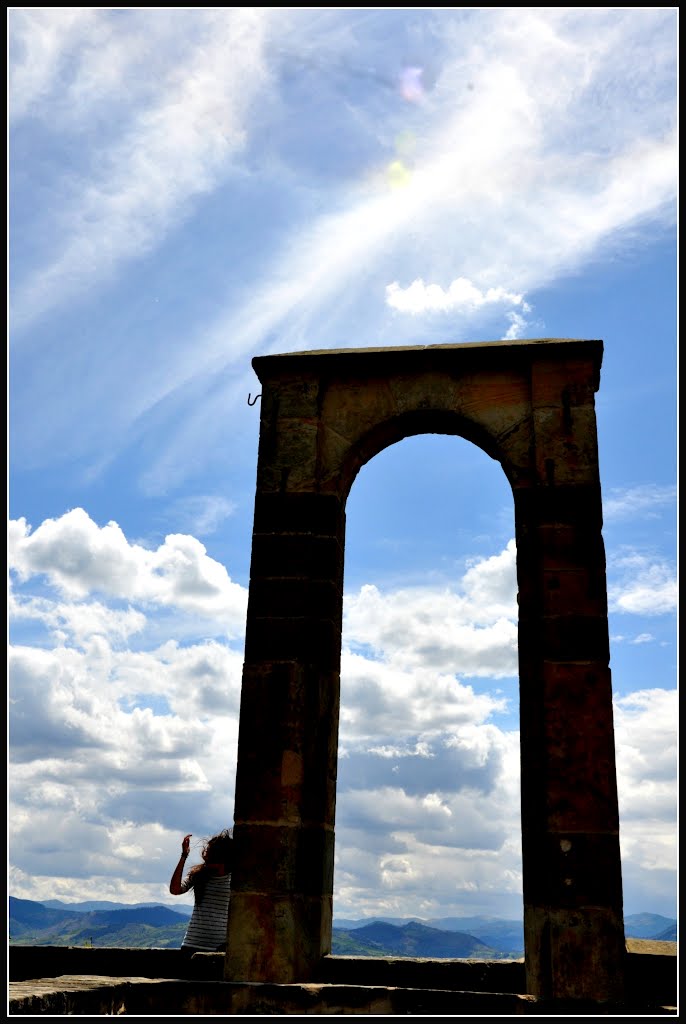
[{"left": 187, "top": 829, "right": 233, "bottom": 903}]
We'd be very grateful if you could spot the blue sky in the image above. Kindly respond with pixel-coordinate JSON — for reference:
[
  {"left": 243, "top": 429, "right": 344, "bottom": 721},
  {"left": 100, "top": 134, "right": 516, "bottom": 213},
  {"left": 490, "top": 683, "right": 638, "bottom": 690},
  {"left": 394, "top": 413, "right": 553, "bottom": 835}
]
[{"left": 8, "top": 8, "right": 677, "bottom": 923}]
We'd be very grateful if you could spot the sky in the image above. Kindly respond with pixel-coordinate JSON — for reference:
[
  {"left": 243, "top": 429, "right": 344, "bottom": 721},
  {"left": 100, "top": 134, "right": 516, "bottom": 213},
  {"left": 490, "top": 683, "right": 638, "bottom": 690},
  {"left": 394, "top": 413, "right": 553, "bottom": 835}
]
[{"left": 8, "top": 8, "right": 677, "bottom": 924}]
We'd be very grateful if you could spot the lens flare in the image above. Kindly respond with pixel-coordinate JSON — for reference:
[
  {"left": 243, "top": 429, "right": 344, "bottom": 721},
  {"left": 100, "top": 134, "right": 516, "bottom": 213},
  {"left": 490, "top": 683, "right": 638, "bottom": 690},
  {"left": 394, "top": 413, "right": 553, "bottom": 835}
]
[
  {"left": 399, "top": 66, "right": 424, "bottom": 103},
  {"left": 387, "top": 159, "right": 412, "bottom": 190}
]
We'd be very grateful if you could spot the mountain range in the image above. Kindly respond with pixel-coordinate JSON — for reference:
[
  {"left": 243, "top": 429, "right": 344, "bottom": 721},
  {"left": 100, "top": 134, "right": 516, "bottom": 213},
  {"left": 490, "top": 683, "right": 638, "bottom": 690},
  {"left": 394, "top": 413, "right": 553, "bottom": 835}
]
[
  {"left": 9, "top": 897, "right": 190, "bottom": 949},
  {"left": 9, "top": 898, "right": 676, "bottom": 956}
]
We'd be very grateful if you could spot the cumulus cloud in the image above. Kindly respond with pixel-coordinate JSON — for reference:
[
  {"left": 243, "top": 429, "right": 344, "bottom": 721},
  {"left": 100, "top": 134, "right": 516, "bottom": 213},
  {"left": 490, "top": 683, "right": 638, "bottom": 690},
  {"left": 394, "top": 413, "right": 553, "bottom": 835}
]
[
  {"left": 8, "top": 506, "right": 247, "bottom": 902},
  {"left": 385, "top": 277, "right": 530, "bottom": 316},
  {"left": 343, "top": 539, "right": 518, "bottom": 677},
  {"left": 9, "top": 509, "right": 248, "bottom": 631},
  {"left": 7, "top": 508, "right": 676, "bottom": 917},
  {"left": 334, "top": 727, "right": 525, "bottom": 919},
  {"left": 9, "top": 629, "right": 243, "bottom": 901},
  {"left": 9, "top": 590, "right": 147, "bottom": 647},
  {"left": 7, "top": 7, "right": 677, "bottom": 920},
  {"left": 613, "top": 688, "right": 677, "bottom": 913},
  {"left": 333, "top": 685, "right": 677, "bottom": 920},
  {"left": 9, "top": 639, "right": 242, "bottom": 764}
]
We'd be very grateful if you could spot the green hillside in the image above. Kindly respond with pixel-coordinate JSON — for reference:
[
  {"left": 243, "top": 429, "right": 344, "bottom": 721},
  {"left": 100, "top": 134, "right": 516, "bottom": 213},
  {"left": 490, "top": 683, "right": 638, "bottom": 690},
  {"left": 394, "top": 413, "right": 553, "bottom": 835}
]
[
  {"left": 10, "top": 898, "right": 677, "bottom": 958},
  {"left": 9, "top": 898, "right": 188, "bottom": 948},
  {"left": 331, "top": 920, "right": 499, "bottom": 959}
]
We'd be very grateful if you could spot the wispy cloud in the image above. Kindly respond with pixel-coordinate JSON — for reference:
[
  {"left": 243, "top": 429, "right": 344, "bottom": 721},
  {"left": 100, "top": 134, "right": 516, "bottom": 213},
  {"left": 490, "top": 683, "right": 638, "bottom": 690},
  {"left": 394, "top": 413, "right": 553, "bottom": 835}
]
[
  {"left": 166, "top": 496, "right": 237, "bottom": 537},
  {"left": 9, "top": 8, "right": 99, "bottom": 121},
  {"left": 10, "top": 9, "right": 271, "bottom": 332},
  {"left": 9, "top": 9, "right": 677, "bottom": 493},
  {"left": 603, "top": 484, "right": 677, "bottom": 522},
  {"left": 608, "top": 550, "right": 677, "bottom": 617}
]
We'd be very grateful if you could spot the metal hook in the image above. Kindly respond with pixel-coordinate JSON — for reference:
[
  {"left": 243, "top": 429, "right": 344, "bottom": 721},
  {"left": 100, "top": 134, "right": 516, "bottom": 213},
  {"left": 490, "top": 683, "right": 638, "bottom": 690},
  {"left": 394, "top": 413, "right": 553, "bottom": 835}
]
[{"left": 247, "top": 393, "right": 261, "bottom": 406}]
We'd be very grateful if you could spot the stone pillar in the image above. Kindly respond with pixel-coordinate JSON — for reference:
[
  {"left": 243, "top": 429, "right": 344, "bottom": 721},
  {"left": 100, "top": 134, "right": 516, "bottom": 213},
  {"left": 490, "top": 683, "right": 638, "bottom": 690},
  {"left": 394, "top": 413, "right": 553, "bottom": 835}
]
[
  {"left": 515, "top": 355, "right": 625, "bottom": 1000},
  {"left": 224, "top": 376, "right": 345, "bottom": 983}
]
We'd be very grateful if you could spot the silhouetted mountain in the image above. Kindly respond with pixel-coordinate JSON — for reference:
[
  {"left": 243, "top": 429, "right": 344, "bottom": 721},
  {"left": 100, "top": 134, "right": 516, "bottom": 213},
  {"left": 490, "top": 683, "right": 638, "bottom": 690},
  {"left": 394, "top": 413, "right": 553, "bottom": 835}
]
[
  {"left": 624, "top": 913, "right": 677, "bottom": 940},
  {"left": 334, "top": 912, "right": 678, "bottom": 956},
  {"left": 332, "top": 920, "right": 497, "bottom": 959},
  {"left": 333, "top": 916, "right": 523, "bottom": 954},
  {"left": 427, "top": 917, "right": 523, "bottom": 954},
  {"left": 9, "top": 897, "right": 189, "bottom": 948},
  {"left": 41, "top": 899, "right": 192, "bottom": 917},
  {"left": 11, "top": 898, "right": 676, "bottom": 957},
  {"left": 651, "top": 923, "right": 677, "bottom": 942},
  {"left": 335, "top": 917, "right": 411, "bottom": 928}
]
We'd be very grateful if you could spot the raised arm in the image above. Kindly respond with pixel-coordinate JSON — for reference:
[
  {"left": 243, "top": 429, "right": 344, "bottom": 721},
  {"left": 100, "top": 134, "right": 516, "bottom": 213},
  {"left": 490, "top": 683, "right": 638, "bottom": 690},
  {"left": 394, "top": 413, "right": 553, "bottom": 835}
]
[{"left": 169, "top": 834, "right": 191, "bottom": 895}]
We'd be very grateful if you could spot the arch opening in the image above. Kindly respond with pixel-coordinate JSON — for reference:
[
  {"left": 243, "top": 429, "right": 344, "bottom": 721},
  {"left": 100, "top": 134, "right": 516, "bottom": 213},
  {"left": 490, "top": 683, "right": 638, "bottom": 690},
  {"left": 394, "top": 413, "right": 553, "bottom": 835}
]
[
  {"left": 337, "top": 407, "right": 511, "bottom": 504},
  {"left": 335, "top": 433, "right": 523, "bottom": 945}
]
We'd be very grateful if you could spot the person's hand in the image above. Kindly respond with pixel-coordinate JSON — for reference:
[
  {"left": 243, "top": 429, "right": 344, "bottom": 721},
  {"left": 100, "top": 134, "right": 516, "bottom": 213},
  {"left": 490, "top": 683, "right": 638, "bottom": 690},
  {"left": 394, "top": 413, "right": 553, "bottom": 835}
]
[{"left": 182, "top": 834, "right": 192, "bottom": 856}]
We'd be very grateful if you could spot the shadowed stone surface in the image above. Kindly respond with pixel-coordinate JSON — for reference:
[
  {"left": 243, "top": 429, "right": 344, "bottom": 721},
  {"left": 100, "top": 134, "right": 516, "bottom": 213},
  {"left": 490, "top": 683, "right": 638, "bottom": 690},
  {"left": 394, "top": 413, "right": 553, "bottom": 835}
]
[{"left": 9, "top": 941, "right": 677, "bottom": 1015}]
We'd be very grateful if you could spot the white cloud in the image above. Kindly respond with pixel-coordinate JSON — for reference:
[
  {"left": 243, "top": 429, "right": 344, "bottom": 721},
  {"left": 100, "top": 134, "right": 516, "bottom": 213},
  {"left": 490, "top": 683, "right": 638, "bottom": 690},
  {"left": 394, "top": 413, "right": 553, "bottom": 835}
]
[
  {"left": 9, "top": 590, "right": 147, "bottom": 647},
  {"left": 385, "top": 277, "right": 529, "bottom": 315},
  {"left": 334, "top": 685, "right": 677, "bottom": 920},
  {"left": 614, "top": 688, "right": 677, "bottom": 911},
  {"left": 8, "top": 511, "right": 676, "bottom": 918},
  {"left": 334, "top": 727, "right": 524, "bottom": 919},
  {"left": 134, "top": 12, "right": 675, "bottom": 492},
  {"left": 603, "top": 484, "right": 677, "bottom": 522},
  {"left": 166, "top": 495, "right": 237, "bottom": 537},
  {"left": 9, "top": 627, "right": 242, "bottom": 902},
  {"left": 9, "top": 509, "right": 248, "bottom": 631},
  {"left": 608, "top": 551, "right": 677, "bottom": 616},
  {"left": 7, "top": 7, "right": 677, "bottom": 923},
  {"left": 343, "top": 539, "right": 518, "bottom": 678},
  {"left": 10, "top": 9, "right": 271, "bottom": 331},
  {"left": 502, "top": 310, "right": 531, "bottom": 340},
  {"left": 9, "top": 9, "right": 676, "bottom": 494},
  {"left": 9, "top": 638, "right": 242, "bottom": 763},
  {"left": 9, "top": 8, "right": 99, "bottom": 120}
]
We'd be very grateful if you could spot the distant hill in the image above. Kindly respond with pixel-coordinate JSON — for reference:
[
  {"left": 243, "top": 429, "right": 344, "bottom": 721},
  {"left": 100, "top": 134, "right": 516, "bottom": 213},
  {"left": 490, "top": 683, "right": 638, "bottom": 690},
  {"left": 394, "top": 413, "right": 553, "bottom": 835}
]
[
  {"left": 334, "top": 916, "right": 524, "bottom": 955},
  {"left": 427, "top": 917, "right": 523, "bottom": 954},
  {"left": 332, "top": 920, "right": 498, "bottom": 959},
  {"left": 623, "top": 913, "right": 677, "bottom": 940},
  {"left": 41, "top": 899, "right": 193, "bottom": 917},
  {"left": 10, "top": 898, "right": 676, "bottom": 956},
  {"left": 652, "top": 923, "right": 677, "bottom": 942},
  {"left": 9, "top": 897, "right": 189, "bottom": 948},
  {"left": 334, "top": 913, "right": 677, "bottom": 955},
  {"left": 9, "top": 899, "right": 500, "bottom": 957}
]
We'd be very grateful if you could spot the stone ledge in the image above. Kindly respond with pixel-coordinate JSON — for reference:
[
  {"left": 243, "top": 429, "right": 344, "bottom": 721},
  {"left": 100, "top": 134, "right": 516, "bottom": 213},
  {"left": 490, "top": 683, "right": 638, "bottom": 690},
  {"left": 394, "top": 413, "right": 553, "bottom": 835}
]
[
  {"left": 8, "top": 977, "right": 678, "bottom": 1017},
  {"left": 9, "top": 942, "right": 677, "bottom": 1013}
]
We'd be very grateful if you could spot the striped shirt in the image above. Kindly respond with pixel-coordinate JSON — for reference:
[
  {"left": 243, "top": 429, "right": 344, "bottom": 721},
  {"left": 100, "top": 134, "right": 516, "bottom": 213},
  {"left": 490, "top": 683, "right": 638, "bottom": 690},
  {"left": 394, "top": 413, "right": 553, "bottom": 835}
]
[{"left": 180, "top": 872, "right": 231, "bottom": 951}]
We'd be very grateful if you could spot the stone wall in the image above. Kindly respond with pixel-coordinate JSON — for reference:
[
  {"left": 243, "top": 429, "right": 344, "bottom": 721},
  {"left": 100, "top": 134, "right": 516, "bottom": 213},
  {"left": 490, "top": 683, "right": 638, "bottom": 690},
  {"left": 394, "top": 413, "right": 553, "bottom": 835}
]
[{"left": 8, "top": 941, "right": 677, "bottom": 1015}]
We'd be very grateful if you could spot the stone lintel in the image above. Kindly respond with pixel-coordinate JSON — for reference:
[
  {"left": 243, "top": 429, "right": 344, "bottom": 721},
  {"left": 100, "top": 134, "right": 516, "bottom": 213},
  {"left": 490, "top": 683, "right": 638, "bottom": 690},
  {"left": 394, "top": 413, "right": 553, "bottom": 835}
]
[{"left": 252, "top": 338, "right": 603, "bottom": 389}]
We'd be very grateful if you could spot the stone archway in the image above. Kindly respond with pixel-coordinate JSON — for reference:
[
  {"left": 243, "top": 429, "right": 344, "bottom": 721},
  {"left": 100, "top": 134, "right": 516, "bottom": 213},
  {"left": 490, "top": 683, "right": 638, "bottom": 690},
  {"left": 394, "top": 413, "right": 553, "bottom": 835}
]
[{"left": 224, "top": 339, "right": 626, "bottom": 1002}]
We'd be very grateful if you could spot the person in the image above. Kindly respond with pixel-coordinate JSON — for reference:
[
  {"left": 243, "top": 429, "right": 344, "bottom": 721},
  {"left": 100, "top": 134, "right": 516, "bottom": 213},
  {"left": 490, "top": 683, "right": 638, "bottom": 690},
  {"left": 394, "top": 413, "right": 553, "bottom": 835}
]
[{"left": 169, "top": 829, "right": 233, "bottom": 952}]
